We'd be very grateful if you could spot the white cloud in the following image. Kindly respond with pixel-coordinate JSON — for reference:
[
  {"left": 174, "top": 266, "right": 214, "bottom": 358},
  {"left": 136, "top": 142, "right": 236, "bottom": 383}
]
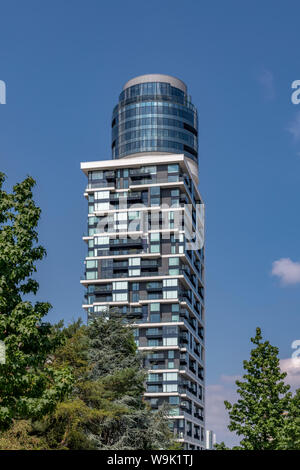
[
  {"left": 257, "top": 68, "right": 275, "bottom": 100},
  {"left": 271, "top": 258, "right": 300, "bottom": 285},
  {"left": 287, "top": 112, "right": 300, "bottom": 141},
  {"left": 280, "top": 358, "right": 300, "bottom": 390}
]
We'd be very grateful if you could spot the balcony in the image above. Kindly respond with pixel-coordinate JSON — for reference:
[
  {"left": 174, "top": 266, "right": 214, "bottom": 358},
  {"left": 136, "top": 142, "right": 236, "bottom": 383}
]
[
  {"left": 180, "top": 354, "right": 188, "bottom": 365},
  {"left": 146, "top": 330, "right": 163, "bottom": 338},
  {"left": 146, "top": 353, "right": 165, "bottom": 361},
  {"left": 180, "top": 401, "right": 192, "bottom": 415},
  {"left": 194, "top": 412, "right": 204, "bottom": 421},
  {"left": 146, "top": 283, "right": 163, "bottom": 292},
  {"left": 105, "top": 171, "right": 116, "bottom": 180},
  {"left": 87, "top": 181, "right": 115, "bottom": 189},
  {"left": 180, "top": 333, "right": 189, "bottom": 344},
  {"left": 179, "top": 310, "right": 189, "bottom": 322},
  {"left": 129, "top": 169, "right": 152, "bottom": 178},
  {"left": 94, "top": 285, "right": 112, "bottom": 293},
  {"left": 110, "top": 191, "right": 142, "bottom": 201},
  {"left": 113, "top": 261, "right": 128, "bottom": 268},
  {"left": 130, "top": 176, "right": 184, "bottom": 186},
  {"left": 141, "top": 260, "right": 159, "bottom": 269},
  {"left": 109, "top": 238, "right": 143, "bottom": 247},
  {"left": 126, "top": 310, "right": 143, "bottom": 319}
]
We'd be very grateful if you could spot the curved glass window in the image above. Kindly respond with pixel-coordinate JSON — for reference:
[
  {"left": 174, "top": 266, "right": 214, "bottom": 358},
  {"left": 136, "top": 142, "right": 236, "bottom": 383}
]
[{"left": 112, "top": 81, "right": 198, "bottom": 162}]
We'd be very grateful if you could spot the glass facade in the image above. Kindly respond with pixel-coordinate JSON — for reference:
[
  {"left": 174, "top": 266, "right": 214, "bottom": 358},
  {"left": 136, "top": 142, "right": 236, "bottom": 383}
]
[{"left": 112, "top": 79, "right": 198, "bottom": 162}]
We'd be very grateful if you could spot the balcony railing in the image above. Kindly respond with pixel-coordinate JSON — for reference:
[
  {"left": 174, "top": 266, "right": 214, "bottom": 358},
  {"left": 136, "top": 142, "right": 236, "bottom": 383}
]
[{"left": 87, "top": 181, "right": 115, "bottom": 189}]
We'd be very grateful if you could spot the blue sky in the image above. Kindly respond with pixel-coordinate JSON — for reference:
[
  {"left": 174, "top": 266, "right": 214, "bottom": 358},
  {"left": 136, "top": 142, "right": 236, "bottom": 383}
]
[{"left": 1, "top": 0, "right": 300, "bottom": 445}]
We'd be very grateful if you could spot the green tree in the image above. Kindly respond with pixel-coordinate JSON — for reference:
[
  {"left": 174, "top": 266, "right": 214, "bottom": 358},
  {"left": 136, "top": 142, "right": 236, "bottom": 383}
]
[
  {"left": 217, "top": 327, "right": 292, "bottom": 450},
  {"left": 0, "top": 174, "right": 72, "bottom": 430},
  {"left": 40, "top": 312, "right": 175, "bottom": 450},
  {"left": 278, "top": 387, "right": 300, "bottom": 449}
]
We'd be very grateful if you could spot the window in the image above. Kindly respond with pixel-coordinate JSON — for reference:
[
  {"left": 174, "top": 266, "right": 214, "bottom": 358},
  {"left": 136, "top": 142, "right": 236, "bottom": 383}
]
[
  {"left": 150, "top": 303, "right": 160, "bottom": 312},
  {"left": 148, "top": 373, "right": 160, "bottom": 382},
  {"left": 88, "top": 216, "right": 98, "bottom": 226},
  {"left": 129, "top": 269, "right": 140, "bottom": 277},
  {"left": 147, "top": 385, "right": 161, "bottom": 392},
  {"left": 86, "top": 260, "right": 97, "bottom": 269},
  {"left": 168, "top": 174, "right": 179, "bottom": 182},
  {"left": 95, "top": 236, "right": 109, "bottom": 245},
  {"left": 94, "top": 202, "right": 110, "bottom": 212},
  {"left": 150, "top": 398, "right": 159, "bottom": 406},
  {"left": 144, "top": 166, "right": 156, "bottom": 174},
  {"left": 163, "top": 384, "right": 178, "bottom": 392},
  {"left": 147, "top": 328, "right": 160, "bottom": 335},
  {"left": 113, "top": 281, "right": 128, "bottom": 290},
  {"left": 94, "top": 305, "right": 108, "bottom": 313},
  {"left": 150, "top": 313, "right": 161, "bottom": 323},
  {"left": 86, "top": 271, "right": 97, "bottom": 280},
  {"left": 163, "top": 372, "right": 178, "bottom": 381},
  {"left": 90, "top": 171, "right": 103, "bottom": 180},
  {"left": 148, "top": 339, "right": 159, "bottom": 346},
  {"left": 150, "top": 186, "right": 160, "bottom": 196},
  {"left": 168, "top": 361, "right": 174, "bottom": 369},
  {"left": 168, "top": 164, "right": 179, "bottom": 173},
  {"left": 163, "top": 290, "right": 177, "bottom": 299},
  {"left": 169, "top": 268, "right": 179, "bottom": 275},
  {"left": 150, "top": 232, "right": 160, "bottom": 253},
  {"left": 112, "top": 292, "right": 128, "bottom": 301},
  {"left": 150, "top": 233, "right": 160, "bottom": 241},
  {"left": 163, "top": 279, "right": 178, "bottom": 287},
  {"left": 169, "top": 396, "right": 179, "bottom": 405},
  {"left": 129, "top": 258, "right": 140, "bottom": 266},
  {"left": 171, "top": 303, "right": 180, "bottom": 321},
  {"left": 132, "top": 282, "right": 139, "bottom": 291},
  {"left": 132, "top": 292, "right": 139, "bottom": 302},
  {"left": 163, "top": 337, "right": 178, "bottom": 346},
  {"left": 128, "top": 211, "right": 140, "bottom": 220},
  {"left": 150, "top": 186, "right": 160, "bottom": 206},
  {"left": 114, "top": 212, "right": 127, "bottom": 221},
  {"left": 95, "top": 190, "right": 109, "bottom": 200},
  {"left": 169, "top": 257, "right": 179, "bottom": 266}
]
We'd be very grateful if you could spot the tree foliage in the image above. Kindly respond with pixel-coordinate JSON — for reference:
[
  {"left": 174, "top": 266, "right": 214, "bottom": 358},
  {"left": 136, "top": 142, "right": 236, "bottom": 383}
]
[
  {"left": 0, "top": 174, "right": 72, "bottom": 430},
  {"left": 35, "top": 313, "right": 175, "bottom": 450},
  {"left": 277, "top": 387, "right": 300, "bottom": 449},
  {"left": 216, "top": 327, "right": 293, "bottom": 450}
]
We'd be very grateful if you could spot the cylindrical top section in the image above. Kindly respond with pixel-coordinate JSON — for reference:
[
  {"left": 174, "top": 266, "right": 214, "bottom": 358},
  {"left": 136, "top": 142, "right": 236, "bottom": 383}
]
[
  {"left": 123, "top": 74, "right": 187, "bottom": 94},
  {"left": 112, "top": 74, "right": 198, "bottom": 163}
]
